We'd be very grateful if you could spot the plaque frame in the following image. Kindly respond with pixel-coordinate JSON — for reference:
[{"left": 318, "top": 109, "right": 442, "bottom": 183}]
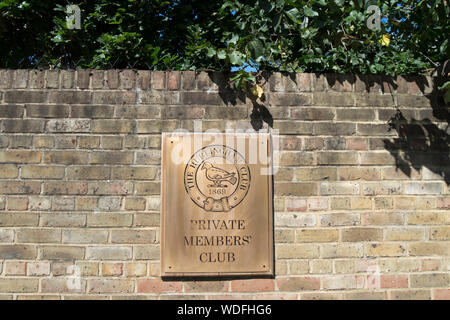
[{"left": 160, "top": 132, "right": 274, "bottom": 277}]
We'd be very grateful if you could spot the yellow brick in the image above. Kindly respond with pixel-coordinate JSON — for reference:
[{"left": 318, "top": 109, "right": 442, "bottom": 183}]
[
  {"left": 76, "top": 262, "right": 99, "bottom": 276},
  {"left": 338, "top": 167, "right": 380, "bottom": 181},
  {"left": 295, "top": 229, "right": 339, "bottom": 242},
  {"left": 415, "top": 198, "right": 436, "bottom": 210},
  {"left": 410, "top": 273, "right": 449, "bottom": 288},
  {"left": 366, "top": 243, "right": 406, "bottom": 257},
  {"left": 274, "top": 198, "right": 285, "bottom": 211},
  {"left": 301, "top": 292, "right": 343, "bottom": 300},
  {"left": 362, "top": 212, "right": 404, "bottom": 225},
  {"left": 408, "top": 213, "right": 449, "bottom": 225},
  {"left": 321, "top": 244, "right": 363, "bottom": 258},
  {"left": 111, "top": 230, "right": 157, "bottom": 244},
  {"left": 16, "top": 229, "right": 61, "bottom": 243},
  {"left": 395, "top": 197, "right": 416, "bottom": 209},
  {"left": 430, "top": 227, "right": 450, "bottom": 240},
  {"left": 101, "top": 263, "right": 123, "bottom": 276},
  {"left": 389, "top": 289, "right": 431, "bottom": 300},
  {"left": 334, "top": 260, "right": 356, "bottom": 274},
  {"left": 149, "top": 262, "right": 160, "bottom": 277},
  {"left": 34, "top": 136, "right": 54, "bottom": 148},
  {"left": 322, "top": 275, "right": 364, "bottom": 290},
  {"left": 6, "top": 197, "right": 28, "bottom": 211},
  {"left": 274, "top": 168, "right": 294, "bottom": 181},
  {"left": 0, "top": 151, "right": 42, "bottom": 163},
  {"left": 342, "top": 227, "right": 383, "bottom": 241},
  {"left": 0, "top": 279, "right": 39, "bottom": 293},
  {"left": 320, "top": 213, "right": 360, "bottom": 227},
  {"left": 374, "top": 197, "right": 393, "bottom": 209},
  {"left": 88, "top": 279, "right": 134, "bottom": 294},
  {"left": 296, "top": 167, "right": 337, "bottom": 181},
  {"left": 76, "top": 197, "right": 98, "bottom": 210},
  {"left": 78, "top": 136, "right": 100, "bottom": 149},
  {"left": 276, "top": 244, "right": 319, "bottom": 259},
  {"left": 275, "top": 261, "right": 288, "bottom": 275},
  {"left": 330, "top": 197, "right": 350, "bottom": 210},
  {"left": 350, "top": 197, "right": 372, "bottom": 210},
  {"left": 379, "top": 258, "right": 420, "bottom": 273},
  {"left": 126, "top": 263, "right": 147, "bottom": 277},
  {"left": 384, "top": 228, "right": 425, "bottom": 241},
  {"left": 408, "top": 242, "right": 449, "bottom": 256},
  {"left": 21, "top": 165, "right": 65, "bottom": 179},
  {"left": 288, "top": 261, "right": 309, "bottom": 274},
  {"left": 395, "top": 197, "right": 436, "bottom": 210},
  {"left": 345, "top": 292, "right": 386, "bottom": 300},
  {"left": 125, "top": 197, "right": 147, "bottom": 211},
  {"left": 310, "top": 260, "right": 332, "bottom": 274},
  {"left": 275, "top": 229, "right": 295, "bottom": 243},
  {"left": 0, "top": 165, "right": 18, "bottom": 178}
]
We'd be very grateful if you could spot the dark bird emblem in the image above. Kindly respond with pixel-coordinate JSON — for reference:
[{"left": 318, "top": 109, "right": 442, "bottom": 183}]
[
  {"left": 201, "top": 161, "right": 237, "bottom": 188},
  {"left": 184, "top": 145, "right": 250, "bottom": 212}
]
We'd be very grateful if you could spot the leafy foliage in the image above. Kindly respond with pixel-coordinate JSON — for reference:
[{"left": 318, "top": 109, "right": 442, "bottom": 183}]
[
  {"left": 0, "top": 0, "right": 448, "bottom": 89},
  {"left": 439, "top": 81, "right": 450, "bottom": 103}
]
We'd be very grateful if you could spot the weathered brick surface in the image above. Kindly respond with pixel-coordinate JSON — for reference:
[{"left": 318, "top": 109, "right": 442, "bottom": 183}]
[{"left": 0, "top": 70, "right": 448, "bottom": 299}]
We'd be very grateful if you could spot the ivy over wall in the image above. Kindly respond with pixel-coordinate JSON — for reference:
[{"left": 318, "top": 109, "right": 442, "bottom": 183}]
[{"left": 0, "top": 0, "right": 448, "bottom": 92}]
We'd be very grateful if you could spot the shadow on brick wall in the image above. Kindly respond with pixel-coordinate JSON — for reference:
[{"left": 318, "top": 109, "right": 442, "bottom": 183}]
[
  {"left": 209, "top": 70, "right": 449, "bottom": 185},
  {"left": 209, "top": 71, "right": 274, "bottom": 131},
  {"left": 328, "top": 74, "right": 449, "bottom": 185},
  {"left": 383, "top": 76, "right": 449, "bottom": 185},
  {"left": 327, "top": 73, "right": 449, "bottom": 185}
]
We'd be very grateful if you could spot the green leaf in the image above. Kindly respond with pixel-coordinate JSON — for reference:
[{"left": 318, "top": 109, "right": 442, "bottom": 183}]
[
  {"left": 444, "top": 90, "right": 450, "bottom": 104},
  {"left": 303, "top": 7, "right": 318, "bottom": 17},
  {"left": 228, "top": 33, "right": 239, "bottom": 45},
  {"left": 285, "top": 8, "right": 302, "bottom": 24},
  {"left": 229, "top": 51, "right": 244, "bottom": 65},
  {"left": 217, "top": 49, "right": 227, "bottom": 60},
  {"left": 206, "top": 48, "right": 216, "bottom": 58},
  {"left": 248, "top": 39, "right": 264, "bottom": 58}
]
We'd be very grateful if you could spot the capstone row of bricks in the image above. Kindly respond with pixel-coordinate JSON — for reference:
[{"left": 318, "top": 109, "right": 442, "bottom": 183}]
[{"left": 0, "top": 69, "right": 443, "bottom": 95}]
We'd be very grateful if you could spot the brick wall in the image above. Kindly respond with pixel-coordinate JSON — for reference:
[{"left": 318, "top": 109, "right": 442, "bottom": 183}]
[{"left": 0, "top": 69, "right": 448, "bottom": 300}]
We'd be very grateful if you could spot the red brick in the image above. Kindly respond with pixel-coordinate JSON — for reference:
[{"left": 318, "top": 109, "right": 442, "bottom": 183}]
[
  {"left": 346, "top": 138, "right": 367, "bottom": 150},
  {"left": 230, "top": 279, "right": 275, "bottom": 292},
  {"left": 307, "top": 198, "right": 328, "bottom": 211},
  {"left": 167, "top": 71, "right": 180, "bottom": 90},
  {"left": 434, "top": 289, "right": 450, "bottom": 300},
  {"left": 421, "top": 259, "right": 440, "bottom": 272},
  {"left": 285, "top": 198, "right": 307, "bottom": 211},
  {"left": 137, "top": 279, "right": 182, "bottom": 293},
  {"left": 380, "top": 275, "right": 409, "bottom": 288}
]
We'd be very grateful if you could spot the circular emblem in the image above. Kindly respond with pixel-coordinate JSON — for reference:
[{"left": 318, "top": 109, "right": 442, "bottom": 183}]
[{"left": 184, "top": 145, "right": 251, "bottom": 212}]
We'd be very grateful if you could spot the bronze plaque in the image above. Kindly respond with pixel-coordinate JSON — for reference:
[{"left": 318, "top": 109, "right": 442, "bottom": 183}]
[{"left": 161, "top": 133, "right": 273, "bottom": 277}]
